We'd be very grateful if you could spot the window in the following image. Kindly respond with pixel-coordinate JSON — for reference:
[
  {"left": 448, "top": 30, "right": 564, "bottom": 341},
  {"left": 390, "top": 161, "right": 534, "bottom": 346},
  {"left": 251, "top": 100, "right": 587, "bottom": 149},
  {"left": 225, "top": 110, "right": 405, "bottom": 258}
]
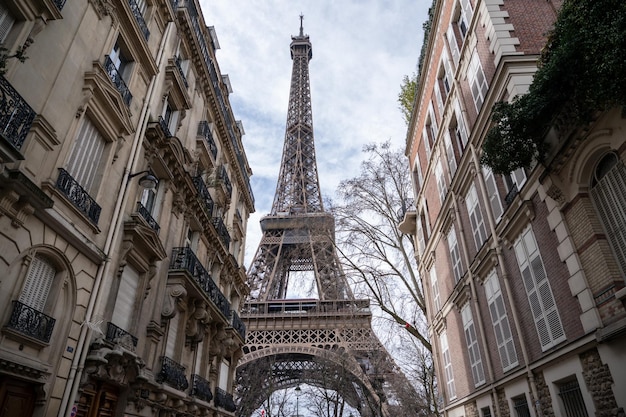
[
  {"left": 446, "top": 25, "right": 460, "bottom": 67},
  {"left": 111, "top": 265, "right": 140, "bottom": 331},
  {"left": 458, "top": 0, "right": 473, "bottom": 39},
  {"left": 219, "top": 359, "right": 230, "bottom": 390},
  {"left": 512, "top": 395, "right": 531, "bottom": 417},
  {"left": 481, "top": 407, "right": 492, "bottom": 417},
  {"left": 440, "top": 331, "right": 456, "bottom": 399},
  {"left": 468, "top": 51, "right": 489, "bottom": 112},
  {"left": 461, "top": 304, "right": 485, "bottom": 386},
  {"left": 423, "top": 128, "right": 431, "bottom": 160},
  {"left": 557, "top": 378, "right": 589, "bottom": 417},
  {"left": 482, "top": 166, "right": 504, "bottom": 221},
  {"left": 453, "top": 101, "right": 468, "bottom": 149},
  {"left": 66, "top": 116, "right": 106, "bottom": 194},
  {"left": 435, "top": 158, "right": 447, "bottom": 203},
  {"left": 110, "top": 40, "right": 131, "bottom": 79},
  {"left": 412, "top": 158, "right": 423, "bottom": 195},
  {"left": 442, "top": 51, "right": 454, "bottom": 96},
  {"left": 434, "top": 80, "right": 444, "bottom": 115},
  {"left": 416, "top": 208, "right": 426, "bottom": 254},
  {"left": 443, "top": 130, "right": 458, "bottom": 178},
  {"left": 485, "top": 270, "right": 518, "bottom": 371},
  {"left": 430, "top": 267, "right": 441, "bottom": 312},
  {"left": 19, "top": 255, "right": 56, "bottom": 312},
  {"left": 448, "top": 225, "right": 463, "bottom": 283},
  {"left": 514, "top": 226, "right": 565, "bottom": 350},
  {"left": 162, "top": 99, "right": 180, "bottom": 135},
  {"left": 466, "top": 183, "right": 488, "bottom": 251},
  {"left": 505, "top": 167, "right": 527, "bottom": 204},
  {"left": 165, "top": 311, "right": 180, "bottom": 357},
  {"left": 590, "top": 152, "right": 626, "bottom": 276},
  {"left": 0, "top": 3, "right": 15, "bottom": 43}
]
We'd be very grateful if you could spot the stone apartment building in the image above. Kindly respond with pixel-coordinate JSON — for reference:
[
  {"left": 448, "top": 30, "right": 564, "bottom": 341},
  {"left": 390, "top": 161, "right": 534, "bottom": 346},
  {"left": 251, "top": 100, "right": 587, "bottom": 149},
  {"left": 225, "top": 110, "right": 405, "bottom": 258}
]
[
  {"left": 399, "top": 0, "right": 626, "bottom": 416},
  {"left": 0, "top": 0, "right": 254, "bottom": 416}
]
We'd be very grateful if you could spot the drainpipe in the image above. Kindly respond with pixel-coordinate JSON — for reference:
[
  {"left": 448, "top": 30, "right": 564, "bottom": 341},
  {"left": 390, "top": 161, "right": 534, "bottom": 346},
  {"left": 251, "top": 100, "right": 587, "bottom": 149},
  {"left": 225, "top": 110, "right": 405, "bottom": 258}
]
[{"left": 60, "top": 21, "right": 173, "bottom": 417}]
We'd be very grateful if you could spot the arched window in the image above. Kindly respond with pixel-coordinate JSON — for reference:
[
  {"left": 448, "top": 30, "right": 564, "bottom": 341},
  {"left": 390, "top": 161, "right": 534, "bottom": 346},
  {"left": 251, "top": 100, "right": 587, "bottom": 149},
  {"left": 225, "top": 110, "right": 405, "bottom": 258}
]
[
  {"left": 19, "top": 255, "right": 56, "bottom": 312},
  {"left": 590, "top": 152, "right": 626, "bottom": 277}
]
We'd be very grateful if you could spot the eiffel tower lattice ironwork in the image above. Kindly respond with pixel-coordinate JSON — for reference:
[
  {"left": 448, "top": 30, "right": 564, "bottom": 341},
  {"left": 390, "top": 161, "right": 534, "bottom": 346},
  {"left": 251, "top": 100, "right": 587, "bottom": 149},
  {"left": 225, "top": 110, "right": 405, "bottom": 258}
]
[{"left": 237, "top": 18, "right": 416, "bottom": 417}]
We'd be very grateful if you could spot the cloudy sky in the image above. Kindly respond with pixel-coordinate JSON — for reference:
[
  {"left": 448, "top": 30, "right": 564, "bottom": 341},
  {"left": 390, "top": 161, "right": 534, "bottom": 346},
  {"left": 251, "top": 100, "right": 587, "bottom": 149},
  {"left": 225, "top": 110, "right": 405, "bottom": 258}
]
[{"left": 200, "top": 1, "right": 430, "bottom": 264}]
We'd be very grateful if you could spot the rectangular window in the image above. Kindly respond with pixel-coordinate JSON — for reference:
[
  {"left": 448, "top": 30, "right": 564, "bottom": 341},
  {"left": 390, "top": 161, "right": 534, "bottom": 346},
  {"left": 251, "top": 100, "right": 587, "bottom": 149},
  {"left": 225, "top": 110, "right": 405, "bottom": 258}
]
[
  {"left": 512, "top": 395, "right": 531, "bottom": 417},
  {"left": 219, "top": 359, "right": 230, "bottom": 390},
  {"left": 0, "top": 3, "right": 15, "bottom": 43},
  {"left": 448, "top": 225, "right": 463, "bottom": 283},
  {"left": 482, "top": 166, "right": 504, "bottom": 221},
  {"left": 466, "top": 183, "right": 488, "bottom": 251},
  {"left": 446, "top": 25, "right": 460, "bottom": 67},
  {"left": 481, "top": 407, "right": 492, "bottom": 417},
  {"left": 434, "top": 81, "right": 444, "bottom": 115},
  {"left": 461, "top": 304, "right": 486, "bottom": 386},
  {"left": 166, "top": 313, "right": 180, "bottom": 357},
  {"left": 485, "top": 270, "right": 518, "bottom": 371},
  {"left": 514, "top": 226, "right": 565, "bottom": 350},
  {"left": 416, "top": 209, "right": 425, "bottom": 254},
  {"left": 423, "top": 127, "right": 431, "bottom": 160},
  {"left": 468, "top": 51, "right": 489, "bottom": 112},
  {"left": 20, "top": 256, "right": 56, "bottom": 311},
  {"left": 440, "top": 331, "right": 456, "bottom": 399},
  {"left": 558, "top": 378, "right": 589, "bottom": 417},
  {"left": 435, "top": 158, "right": 447, "bottom": 203},
  {"left": 458, "top": 0, "right": 473, "bottom": 39},
  {"left": 412, "top": 158, "right": 423, "bottom": 195},
  {"left": 443, "top": 51, "right": 454, "bottom": 94},
  {"left": 112, "top": 265, "right": 139, "bottom": 331},
  {"left": 428, "top": 103, "right": 438, "bottom": 138},
  {"left": 67, "top": 117, "right": 106, "bottom": 193},
  {"left": 430, "top": 267, "right": 441, "bottom": 312},
  {"left": 444, "top": 130, "right": 458, "bottom": 178},
  {"left": 454, "top": 101, "right": 468, "bottom": 149}
]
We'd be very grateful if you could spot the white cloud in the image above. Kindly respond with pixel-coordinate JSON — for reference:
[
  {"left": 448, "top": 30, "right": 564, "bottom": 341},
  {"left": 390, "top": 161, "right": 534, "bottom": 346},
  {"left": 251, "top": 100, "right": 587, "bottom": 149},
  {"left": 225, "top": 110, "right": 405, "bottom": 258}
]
[{"left": 199, "top": 1, "right": 429, "bottom": 265}]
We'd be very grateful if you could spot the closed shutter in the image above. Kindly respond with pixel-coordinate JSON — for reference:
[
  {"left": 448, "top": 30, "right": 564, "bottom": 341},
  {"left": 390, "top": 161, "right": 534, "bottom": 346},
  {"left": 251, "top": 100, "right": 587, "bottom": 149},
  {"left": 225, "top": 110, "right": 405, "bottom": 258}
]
[
  {"left": 19, "top": 256, "right": 55, "bottom": 311},
  {"left": 67, "top": 117, "right": 105, "bottom": 193},
  {"left": 448, "top": 226, "right": 462, "bottom": 282},
  {"left": 436, "top": 159, "right": 447, "bottom": 202},
  {"left": 434, "top": 81, "right": 444, "bottom": 115},
  {"left": 430, "top": 268, "right": 441, "bottom": 311},
  {"left": 461, "top": 304, "right": 485, "bottom": 386},
  {"left": 482, "top": 166, "right": 504, "bottom": 221},
  {"left": 423, "top": 127, "right": 431, "bottom": 159},
  {"left": 446, "top": 25, "right": 460, "bottom": 67},
  {"left": 111, "top": 265, "right": 139, "bottom": 331},
  {"left": 218, "top": 360, "right": 230, "bottom": 390},
  {"left": 454, "top": 101, "right": 468, "bottom": 148},
  {"left": 485, "top": 271, "right": 518, "bottom": 371},
  {"left": 440, "top": 331, "right": 456, "bottom": 399},
  {"left": 466, "top": 184, "right": 488, "bottom": 250},
  {"left": 0, "top": 4, "right": 14, "bottom": 43},
  {"left": 444, "top": 131, "right": 457, "bottom": 177},
  {"left": 166, "top": 314, "right": 180, "bottom": 357}
]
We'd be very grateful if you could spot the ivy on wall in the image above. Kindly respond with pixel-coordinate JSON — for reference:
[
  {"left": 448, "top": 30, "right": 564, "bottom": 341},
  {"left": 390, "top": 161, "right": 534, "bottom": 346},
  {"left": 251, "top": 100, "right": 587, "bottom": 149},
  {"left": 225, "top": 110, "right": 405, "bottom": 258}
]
[{"left": 481, "top": 0, "right": 626, "bottom": 174}]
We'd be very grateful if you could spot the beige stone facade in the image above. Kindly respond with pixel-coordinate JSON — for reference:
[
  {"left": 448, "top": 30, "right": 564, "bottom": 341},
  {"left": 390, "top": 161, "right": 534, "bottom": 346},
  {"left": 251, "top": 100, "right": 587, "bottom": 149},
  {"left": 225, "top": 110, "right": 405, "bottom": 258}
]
[
  {"left": 0, "top": 0, "right": 254, "bottom": 416},
  {"left": 400, "top": 0, "right": 626, "bottom": 416}
]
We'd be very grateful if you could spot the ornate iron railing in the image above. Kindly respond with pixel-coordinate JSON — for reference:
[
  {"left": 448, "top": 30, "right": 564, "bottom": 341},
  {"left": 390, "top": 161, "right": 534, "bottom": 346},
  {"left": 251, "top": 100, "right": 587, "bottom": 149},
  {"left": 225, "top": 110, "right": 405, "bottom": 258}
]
[
  {"left": 218, "top": 165, "right": 232, "bottom": 197},
  {"left": 192, "top": 176, "right": 214, "bottom": 217},
  {"left": 136, "top": 201, "right": 160, "bottom": 232},
  {"left": 174, "top": 55, "right": 189, "bottom": 87},
  {"left": 128, "top": 0, "right": 150, "bottom": 40},
  {"left": 56, "top": 168, "right": 101, "bottom": 224},
  {"left": 190, "top": 374, "right": 213, "bottom": 402},
  {"left": 53, "top": 0, "right": 66, "bottom": 10},
  {"left": 157, "top": 356, "right": 188, "bottom": 391},
  {"left": 231, "top": 311, "right": 246, "bottom": 340},
  {"left": 169, "top": 247, "right": 231, "bottom": 319},
  {"left": 212, "top": 217, "right": 230, "bottom": 249},
  {"left": 104, "top": 56, "right": 132, "bottom": 106},
  {"left": 504, "top": 184, "right": 518, "bottom": 206},
  {"left": 105, "top": 322, "right": 138, "bottom": 351},
  {"left": 6, "top": 300, "right": 56, "bottom": 343},
  {"left": 0, "top": 75, "right": 36, "bottom": 151},
  {"left": 158, "top": 115, "right": 172, "bottom": 137},
  {"left": 197, "top": 121, "right": 218, "bottom": 159},
  {"left": 214, "top": 387, "right": 236, "bottom": 412}
]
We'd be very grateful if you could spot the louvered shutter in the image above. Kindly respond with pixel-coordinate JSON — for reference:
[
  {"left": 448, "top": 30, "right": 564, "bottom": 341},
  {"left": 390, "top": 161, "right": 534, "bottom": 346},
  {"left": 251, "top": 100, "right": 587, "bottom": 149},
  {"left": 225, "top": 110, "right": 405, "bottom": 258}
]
[
  {"left": 430, "top": 268, "right": 441, "bottom": 311},
  {"left": 423, "top": 127, "right": 431, "bottom": 159},
  {"left": 111, "top": 266, "right": 139, "bottom": 331},
  {"left": 219, "top": 360, "right": 230, "bottom": 390},
  {"left": 443, "top": 52, "right": 454, "bottom": 94},
  {"left": 446, "top": 26, "right": 460, "bottom": 67},
  {"left": 434, "top": 81, "right": 444, "bottom": 115},
  {"left": 454, "top": 101, "right": 468, "bottom": 148},
  {"left": 416, "top": 214, "right": 425, "bottom": 254},
  {"left": 19, "top": 256, "right": 55, "bottom": 311},
  {"left": 462, "top": 304, "right": 485, "bottom": 386},
  {"left": 466, "top": 184, "right": 487, "bottom": 250},
  {"left": 67, "top": 117, "right": 105, "bottom": 193},
  {"left": 166, "top": 314, "right": 180, "bottom": 357},
  {"left": 485, "top": 271, "right": 518, "bottom": 371},
  {"left": 482, "top": 166, "right": 504, "bottom": 221},
  {"left": 444, "top": 131, "right": 457, "bottom": 177},
  {"left": 448, "top": 226, "right": 462, "bottom": 282},
  {"left": 436, "top": 159, "right": 447, "bottom": 202},
  {"left": 0, "top": 4, "right": 14, "bottom": 43}
]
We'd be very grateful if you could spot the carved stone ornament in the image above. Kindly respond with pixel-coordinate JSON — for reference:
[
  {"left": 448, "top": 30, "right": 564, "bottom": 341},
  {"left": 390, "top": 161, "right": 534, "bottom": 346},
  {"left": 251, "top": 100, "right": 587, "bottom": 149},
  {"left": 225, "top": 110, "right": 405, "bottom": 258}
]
[{"left": 162, "top": 282, "right": 187, "bottom": 319}]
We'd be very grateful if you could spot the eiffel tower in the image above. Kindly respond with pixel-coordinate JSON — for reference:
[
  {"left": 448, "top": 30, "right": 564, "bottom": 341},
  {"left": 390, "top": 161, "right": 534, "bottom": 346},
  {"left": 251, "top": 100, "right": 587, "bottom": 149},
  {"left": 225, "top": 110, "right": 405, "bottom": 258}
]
[{"left": 236, "top": 18, "right": 416, "bottom": 417}]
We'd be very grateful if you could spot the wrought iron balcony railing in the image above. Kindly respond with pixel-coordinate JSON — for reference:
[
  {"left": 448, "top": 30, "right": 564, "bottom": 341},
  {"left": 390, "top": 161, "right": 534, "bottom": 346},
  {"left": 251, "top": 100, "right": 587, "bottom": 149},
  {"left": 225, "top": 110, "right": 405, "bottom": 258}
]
[
  {"left": 190, "top": 374, "right": 213, "bottom": 402},
  {"left": 212, "top": 217, "right": 230, "bottom": 249},
  {"left": 6, "top": 300, "right": 56, "bottom": 343},
  {"left": 0, "top": 75, "right": 36, "bottom": 151},
  {"left": 174, "top": 55, "right": 189, "bottom": 88},
  {"left": 104, "top": 56, "right": 132, "bottom": 106},
  {"left": 231, "top": 311, "right": 246, "bottom": 340},
  {"left": 197, "top": 121, "right": 218, "bottom": 159},
  {"left": 214, "top": 387, "right": 236, "bottom": 412},
  {"left": 218, "top": 165, "right": 232, "bottom": 197},
  {"left": 169, "top": 247, "right": 231, "bottom": 319},
  {"left": 105, "top": 322, "right": 138, "bottom": 351},
  {"left": 157, "top": 356, "right": 188, "bottom": 391},
  {"left": 128, "top": 0, "right": 150, "bottom": 40},
  {"left": 504, "top": 184, "right": 518, "bottom": 206},
  {"left": 56, "top": 168, "right": 102, "bottom": 225},
  {"left": 158, "top": 115, "right": 172, "bottom": 137},
  {"left": 53, "top": 0, "right": 66, "bottom": 10},
  {"left": 136, "top": 201, "right": 160, "bottom": 233},
  {"left": 192, "top": 176, "right": 214, "bottom": 217}
]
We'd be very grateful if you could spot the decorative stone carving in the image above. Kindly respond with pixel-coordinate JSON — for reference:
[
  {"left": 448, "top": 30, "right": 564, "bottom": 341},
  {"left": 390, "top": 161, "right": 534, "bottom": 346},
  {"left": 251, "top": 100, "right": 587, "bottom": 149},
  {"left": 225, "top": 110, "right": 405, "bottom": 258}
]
[{"left": 162, "top": 282, "right": 187, "bottom": 319}]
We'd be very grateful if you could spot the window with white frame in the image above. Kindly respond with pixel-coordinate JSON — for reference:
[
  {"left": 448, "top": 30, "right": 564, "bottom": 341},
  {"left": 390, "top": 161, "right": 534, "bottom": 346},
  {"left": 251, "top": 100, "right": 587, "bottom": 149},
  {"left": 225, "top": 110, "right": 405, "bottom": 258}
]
[
  {"left": 482, "top": 165, "right": 504, "bottom": 221},
  {"left": 514, "top": 226, "right": 565, "bottom": 350},
  {"left": 468, "top": 50, "right": 489, "bottom": 112},
  {"left": 461, "top": 303, "right": 485, "bottom": 387},
  {"left": 453, "top": 101, "right": 469, "bottom": 149},
  {"left": 66, "top": 116, "right": 107, "bottom": 194},
  {"left": 590, "top": 152, "right": 626, "bottom": 276},
  {"left": 162, "top": 98, "right": 180, "bottom": 135},
  {"left": 448, "top": 225, "right": 463, "bottom": 283},
  {"left": 428, "top": 103, "right": 438, "bottom": 139},
  {"left": 466, "top": 183, "right": 488, "bottom": 251},
  {"left": 442, "top": 51, "right": 454, "bottom": 95},
  {"left": 458, "top": 0, "right": 473, "bottom": 39},
  {"left": 434, "top": 80, "right": 444, "bottom": 115},
  {"left": 111, "top": 265, "right": 140, "bottom": 332},
  {"left": 19, "top": 255, "right": 56, "bottom": 312},
  {"left": 430, "top": 267, "right": 441, "bottom": 312},
  {"left": 0, "top": 3, "right": 15, "bottom": 43},
  {"left": 485, "top": 270, "right": 518, "bottom": 371},
  {"left": 422, "top": 127, "right": 431, "bottom": 160},
  {"left": 440, "top": 331, "right": 456, "bottom": 399},
  {"left": 435, "top": 158, "right": 447, "bottom": 203},
  {"left": 412, "top": 158, "right": 423, "bottom": 195},
  {"left": 219, "top": 359, "right": 230, "bottom": 390},
  {"left": 443, "top": 130, "right": 458, "bottom": 178},
  {"left": 446, "top": 25, "right": 460, "bottom": 68}
]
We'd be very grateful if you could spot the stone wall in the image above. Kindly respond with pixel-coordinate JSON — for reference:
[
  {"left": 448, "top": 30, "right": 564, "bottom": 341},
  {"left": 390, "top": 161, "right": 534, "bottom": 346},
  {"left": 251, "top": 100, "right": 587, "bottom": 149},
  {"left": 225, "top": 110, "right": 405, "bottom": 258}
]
[{"left": 580, "top": 348, "right": 625, "bottom": 417}]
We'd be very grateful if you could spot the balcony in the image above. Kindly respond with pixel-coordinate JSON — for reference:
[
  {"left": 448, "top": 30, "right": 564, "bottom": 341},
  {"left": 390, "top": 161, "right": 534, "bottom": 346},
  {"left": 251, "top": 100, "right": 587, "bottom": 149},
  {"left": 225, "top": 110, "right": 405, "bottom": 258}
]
[
  {"left": 128, "top": 0, "right": 150, "bottom": 40},
  {"left": 190, "top": 374, "right": 213, "bottom": 402},
  {"left": 218, "top": 165, "right": 233, "bottom": 198},
  {"left": 158, "top": 115, "right": 172, "bottom": 138},
  {"left": 231, "top": 311, "right": 246, "bottom": 340},
  {"left": 211, "top": 217, "right": 230, "bottom": 249},
  {"left": 157, "top": 356, "right": 188, "bottom": 391},
  {"left": 136, "top": 201, "right": 160, "bottom": 233},
  {"left": 197, "top": 121, "right": 218, "bottom": 159},
  {"left": 169, "top": 247, "right": 231, "bottom": 319},
  {"left": 504, "top": 184, "right": 518, "bottom": 206},
  {"left": 0, "top": 75, "right": 36, "bottom": 152},
  {"left": 214, "top": 387, "right": 236, "bottom": 412},
  {"left": 174, "top": 55, "right": 189, "bottom": 88},
  {"left": 56, "top": 168, "right": 101, "bottom": 225},
  {"left": 104, "top": 56, "right": 132, "bottom": 106},
  {"left": 5, "top": 300, "right": 55, "bottom": 343},
  {"left": 105, "top": 322, "right": 138, "bottom": 352},
  {"left": 192, "top": 175, "right": 214, "bottom": 217}
]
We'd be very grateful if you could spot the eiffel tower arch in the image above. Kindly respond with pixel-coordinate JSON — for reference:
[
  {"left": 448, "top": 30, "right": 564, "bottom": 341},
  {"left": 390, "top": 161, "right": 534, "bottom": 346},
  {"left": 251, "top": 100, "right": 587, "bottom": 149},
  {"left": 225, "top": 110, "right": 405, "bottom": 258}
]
[{"left": 237, "top": 18, "right": 415, "bottom": 417}]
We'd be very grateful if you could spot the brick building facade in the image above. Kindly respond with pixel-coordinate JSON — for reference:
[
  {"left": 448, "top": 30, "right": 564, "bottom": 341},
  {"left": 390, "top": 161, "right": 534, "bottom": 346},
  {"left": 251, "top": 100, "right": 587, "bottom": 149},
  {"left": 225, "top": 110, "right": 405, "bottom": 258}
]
[{"left": 400, "top": 0, "right": 626, "bottom": 416}]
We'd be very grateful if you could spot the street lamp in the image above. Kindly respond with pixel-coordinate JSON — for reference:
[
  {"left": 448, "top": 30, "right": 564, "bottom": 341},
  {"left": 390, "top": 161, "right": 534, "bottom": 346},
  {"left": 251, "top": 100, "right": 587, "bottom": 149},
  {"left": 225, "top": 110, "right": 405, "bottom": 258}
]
[{"left": 295, "top": 385, "right": 302, "bottom": 417}]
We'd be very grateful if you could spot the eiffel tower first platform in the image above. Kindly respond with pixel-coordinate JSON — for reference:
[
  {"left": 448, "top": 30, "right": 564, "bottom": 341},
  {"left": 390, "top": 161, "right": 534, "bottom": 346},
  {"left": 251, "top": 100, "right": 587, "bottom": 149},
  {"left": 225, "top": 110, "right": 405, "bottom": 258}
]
[{"left": 236, "top": 18, "right": 417, "bottom": 417}]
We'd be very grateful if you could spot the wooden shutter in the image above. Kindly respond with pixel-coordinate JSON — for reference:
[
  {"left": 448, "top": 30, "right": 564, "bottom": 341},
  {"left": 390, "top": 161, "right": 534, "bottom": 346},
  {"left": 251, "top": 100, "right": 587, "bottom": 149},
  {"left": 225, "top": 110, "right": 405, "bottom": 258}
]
[
  {"left": 111, "top": 266, "right": 139, "bottom": 331},
  {"left": 454, "top": 101, "right": 468, "bottom": 148},
  {"left": 482, "top": 166, "right": 504, "bottom": 221},
  {"left": 0, "top": 4, "right": 14, "bottom": 43},
  {"left": 462, "top": 304, "right": 485, "bottom": 386},
  {"left": 446, "top": 26, "right": 460, "bottom": 67},
  {"left": 166, "top": 314, "right": 180, "bottom": 357},
  {"left": 466, "top": 184, "right": 487, "bottom": 250},
  {"left": 19, "top": 256, "right": 55, "bottom": 311},
  {"left": 485, "top": 271, "right": 518, "bottom": 371},
  {"left": 444, "top": 130, "right": 457, "bottom": 177},
  {"left": 436, "top": 159, "right": 447, "bottom": 202},
  {"left": 67, "top": 117, "right": 105, "bottom": 193},
  {"left": 218, "top": 360, "right": 230, "bottom": 390},
  {"left": 440, "top": 331, "right": 456, "bottom": 399},
  {"left": 430, "top": 268, "right": 440, "bottom": 311},
  {"left": 448, "top": 226, "right": 462, "bottom": 282}
]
